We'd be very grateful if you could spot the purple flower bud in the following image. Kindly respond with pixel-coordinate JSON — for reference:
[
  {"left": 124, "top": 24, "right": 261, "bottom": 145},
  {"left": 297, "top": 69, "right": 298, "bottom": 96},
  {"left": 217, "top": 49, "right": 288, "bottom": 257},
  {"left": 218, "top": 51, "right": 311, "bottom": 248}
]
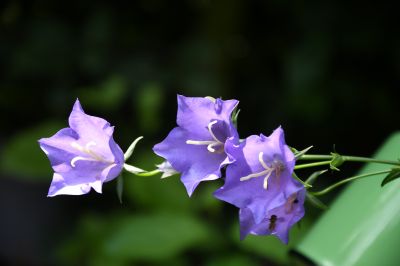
[
  {"left": 38, "top": 99, "right": 124, "bottom": 196},
  {"left": 153, "top": 95, "right": 239, "bottom": 196}
]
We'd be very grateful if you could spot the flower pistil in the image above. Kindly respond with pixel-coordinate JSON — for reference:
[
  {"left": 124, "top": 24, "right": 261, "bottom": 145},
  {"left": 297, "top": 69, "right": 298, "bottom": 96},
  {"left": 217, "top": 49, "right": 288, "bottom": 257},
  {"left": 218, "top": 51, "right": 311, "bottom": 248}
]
[
  {"left": 186, "top": 120, "right": 225, "bottom": 153},
  {"left": 240, "top": 152, "right": 285, "bottom": 189},
  {"left": 70, "top": 141, "right": 113, "bottom": 167}
]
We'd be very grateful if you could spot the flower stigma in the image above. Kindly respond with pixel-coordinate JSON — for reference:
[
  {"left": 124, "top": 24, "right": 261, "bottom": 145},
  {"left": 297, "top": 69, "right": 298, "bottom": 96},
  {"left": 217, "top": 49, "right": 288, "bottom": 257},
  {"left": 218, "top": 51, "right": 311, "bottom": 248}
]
[
  {"left": 70, "top": 141, "right": 113, "bottom": 167},
  {"left": 186, "top": 120, "right": 225, "bottom": 154},
  {"left": 240, "top": 152, "right": 285, "bottom": 189}
]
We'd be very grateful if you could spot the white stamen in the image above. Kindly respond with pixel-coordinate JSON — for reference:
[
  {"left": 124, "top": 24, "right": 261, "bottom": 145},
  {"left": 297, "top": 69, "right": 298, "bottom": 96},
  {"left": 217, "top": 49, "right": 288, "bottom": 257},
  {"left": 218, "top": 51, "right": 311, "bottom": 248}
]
[
  {"left": 207, "top": 120, "right": 221, "bottom": 143},
  {"left": 259, "top": 152, "right": 270, "bottom": 169},
  {"left": 186, "top": 140, "right": 215, "bottom": 145},
  {"left": 186, "top": 120, "right": 224, "bottom": 153},
  {"left": 208, "top": 142, "right": 223, "bottom": 153},
  {"left": 240, "top": 152, "right": 284, "bottom": 190},
  {"left": 240, "top": 171, "right": 267, "bottom": 181},
  {"left": 70, "top": 140, "right": 112, "bottom": 167},
  {"left": 71, "top": 156, "right": 97, "bottom": 167},
  {"left": 263, "top": 172, "right": 273, "bottom": 189}
]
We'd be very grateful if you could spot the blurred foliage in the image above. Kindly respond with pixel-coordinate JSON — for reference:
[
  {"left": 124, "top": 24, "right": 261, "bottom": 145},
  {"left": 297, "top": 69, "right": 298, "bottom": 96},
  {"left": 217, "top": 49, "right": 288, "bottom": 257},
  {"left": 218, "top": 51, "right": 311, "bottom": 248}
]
[
  {"left": 1, "top": 121, "right": 63, "bottom": 180},
  {"left": 77, "top": 76, "right": 128, "bottom": 112},
  {"left": 0, "top": 0, "right": 399, "bottom": 265},
  {"left": 59, "top": 212, "right": 211, "bottom": 265}
]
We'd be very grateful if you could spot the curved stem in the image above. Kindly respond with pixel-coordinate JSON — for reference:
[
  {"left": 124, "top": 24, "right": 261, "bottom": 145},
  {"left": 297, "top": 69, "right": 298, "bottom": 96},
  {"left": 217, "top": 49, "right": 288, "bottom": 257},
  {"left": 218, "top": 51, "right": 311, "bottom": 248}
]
[{"left": 310, "top": 169, "right": 391, "bottom": 196}]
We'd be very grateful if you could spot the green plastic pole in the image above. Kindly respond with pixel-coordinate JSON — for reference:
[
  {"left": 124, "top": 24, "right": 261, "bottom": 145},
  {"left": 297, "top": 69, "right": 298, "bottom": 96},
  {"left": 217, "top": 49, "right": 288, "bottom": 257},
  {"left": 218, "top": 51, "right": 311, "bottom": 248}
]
[{"left": 294, "top": 132, "right": 400, "bottom": 266}]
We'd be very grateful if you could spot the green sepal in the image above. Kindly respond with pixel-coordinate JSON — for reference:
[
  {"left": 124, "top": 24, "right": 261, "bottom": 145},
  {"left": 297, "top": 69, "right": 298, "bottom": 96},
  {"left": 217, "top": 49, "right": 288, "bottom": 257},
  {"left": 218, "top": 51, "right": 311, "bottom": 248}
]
[
  {"left": 381, "top": 168, "right": 400, "bottom": 187},
  {"left": 292, "top": 172, "right": 312, "bottom": 188},
  {"left": 124, "top": 136, "right": 144, "bottom": 161},
  {"left": 306, "top": 193, "right": 328, "bottom": 210},
  {"left": 305, "top": 169, "right": 328, "bottom": 186},
  {"left": 117, "top": 174, "right": 124, "bottom": 204},
  {"left": 293, "top": 146, "right": 314, "bottom": 159},
  {"left": 330, "top": 152, "right": 344, "bottom": 171},
  {"left": 231, "top": 108, "right": 241, "bottom": 129}
]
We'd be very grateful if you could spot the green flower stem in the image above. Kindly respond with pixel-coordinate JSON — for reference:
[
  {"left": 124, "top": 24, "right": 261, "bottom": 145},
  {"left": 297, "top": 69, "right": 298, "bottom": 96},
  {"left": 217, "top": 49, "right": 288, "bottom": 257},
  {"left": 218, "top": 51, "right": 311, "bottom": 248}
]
[
  {"left": 294, "top": 160, "right": 332, "bottom": 170},
  {"left": 297, "top": 154, "right": 333, "bottom": 160},
  {"left": 298, "top": 154, "right": 400, "bottom": 166},
  {"left": 135, "top": 169, "right": 161, "bottom": 177},
  {"left": 123, "top": 164, "right": 161, "bottom": 177},
  {"left": 341, "top": 156, "right": 400, "bottom": 166},
  {"left": 310, "top": 169, "right": 392, "bottom": 196}
]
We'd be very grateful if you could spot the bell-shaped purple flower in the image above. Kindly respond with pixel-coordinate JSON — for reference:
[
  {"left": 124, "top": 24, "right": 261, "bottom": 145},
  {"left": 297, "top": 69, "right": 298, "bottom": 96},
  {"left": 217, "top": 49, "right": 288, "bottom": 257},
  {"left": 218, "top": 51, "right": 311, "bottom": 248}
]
[
  {"left": 39, "top": 99, "right": 124, "bottom": 196},
  {"left": 214, "top": 127, "right": 302, "bottom": 224},
  {"left": 153, "top": 95, "right": 239, "bottom": 196},
  {"left": 239, "top": 188, "right": 305, "bottom": 244}
]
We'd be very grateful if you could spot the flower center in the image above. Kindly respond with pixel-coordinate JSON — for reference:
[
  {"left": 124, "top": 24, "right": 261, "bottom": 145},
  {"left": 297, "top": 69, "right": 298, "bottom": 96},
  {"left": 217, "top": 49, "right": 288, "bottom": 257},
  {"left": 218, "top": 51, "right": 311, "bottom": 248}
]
[
  {"left": 240, "top": 152, "right": 285, "bottom": 190},
  {"left": 186, "top": 120, "right": 225, "bottom": 154},
  {"left": 70, "top": 141, "right": 113, "bottom": 167}
]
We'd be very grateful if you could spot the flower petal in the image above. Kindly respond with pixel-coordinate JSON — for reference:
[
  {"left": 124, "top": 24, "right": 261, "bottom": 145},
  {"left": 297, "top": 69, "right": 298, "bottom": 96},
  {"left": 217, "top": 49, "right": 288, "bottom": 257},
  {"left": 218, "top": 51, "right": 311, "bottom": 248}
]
[
  {"left": 176, "top": 95, "right": 238, "bottom": 137},
  {"left": 215, "top": 128, "right": 300, "bottom": 223},
  {"left": 48, "top": 173, "right": 93, "bottom": 196},
  {"left": 154, "top": 127, "right": 226, "bottom": 196}
]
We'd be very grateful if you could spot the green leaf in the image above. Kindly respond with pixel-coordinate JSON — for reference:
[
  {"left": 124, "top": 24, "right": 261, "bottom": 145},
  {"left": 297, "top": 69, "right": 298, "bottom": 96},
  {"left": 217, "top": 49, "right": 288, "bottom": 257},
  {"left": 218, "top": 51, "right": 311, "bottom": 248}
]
[
  {"left": 102, "top": 212, "right": 209, "bottom": 261},
  {"left": 306, "top": 193, "right": 328, "bottom": 210},
  {"left": 381, "top": 168, "right": 400, "bottom": 187},
  {"left": 0, "top": 121, "right": 63, "bottom": 180}
]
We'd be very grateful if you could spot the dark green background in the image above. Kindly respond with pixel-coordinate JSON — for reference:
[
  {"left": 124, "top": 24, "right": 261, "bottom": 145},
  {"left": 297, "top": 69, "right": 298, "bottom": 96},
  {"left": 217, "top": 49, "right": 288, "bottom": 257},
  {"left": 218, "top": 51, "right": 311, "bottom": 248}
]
[{"left": 0, "top": 1, "right": 398, "bottom": 265}]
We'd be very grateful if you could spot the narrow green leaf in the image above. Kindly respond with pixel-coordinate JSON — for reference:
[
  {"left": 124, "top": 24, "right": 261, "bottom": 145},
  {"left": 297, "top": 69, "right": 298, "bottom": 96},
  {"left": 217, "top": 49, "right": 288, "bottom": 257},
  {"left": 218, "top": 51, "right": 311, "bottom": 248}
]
[
  {"left": 381, "top": 168, "right": 400, "bottom": 187},
  {"left": 306, "top": 193, "right": 328, "bottom": 210}
]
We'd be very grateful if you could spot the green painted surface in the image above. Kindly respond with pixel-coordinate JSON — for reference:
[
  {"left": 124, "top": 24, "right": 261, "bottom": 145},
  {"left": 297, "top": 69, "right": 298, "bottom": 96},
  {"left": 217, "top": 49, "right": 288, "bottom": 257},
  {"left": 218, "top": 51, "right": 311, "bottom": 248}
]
[{"left": 295, "top": 132, "right": 400, "bottom": 266}]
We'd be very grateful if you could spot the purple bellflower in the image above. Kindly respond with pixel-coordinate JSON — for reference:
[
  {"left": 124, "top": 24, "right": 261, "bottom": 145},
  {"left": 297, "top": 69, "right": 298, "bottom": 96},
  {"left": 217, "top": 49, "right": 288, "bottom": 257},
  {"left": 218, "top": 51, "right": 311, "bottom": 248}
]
[
  {"left": 214, "top": 127, "right": 305, "bottom": 243},
  {"left": 153, "top": 95, "right": 239, "bottom": 196},
  {"left": 39, "top": 99, "right": 124, "bottom": 196},
  {"left": 239, "top": 188, "right": 305, "bottom": 244}
]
